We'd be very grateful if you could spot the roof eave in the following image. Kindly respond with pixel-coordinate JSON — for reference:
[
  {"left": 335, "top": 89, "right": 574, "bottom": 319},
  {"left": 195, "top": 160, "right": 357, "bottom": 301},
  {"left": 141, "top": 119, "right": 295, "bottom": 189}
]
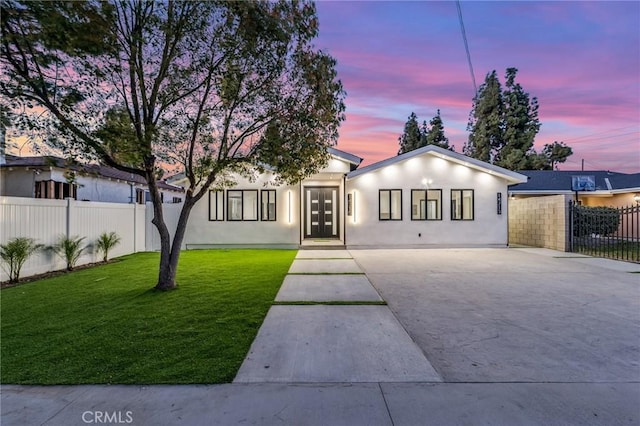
[{"left": 347, "top": 145, "right": 527, "bottom": 183}]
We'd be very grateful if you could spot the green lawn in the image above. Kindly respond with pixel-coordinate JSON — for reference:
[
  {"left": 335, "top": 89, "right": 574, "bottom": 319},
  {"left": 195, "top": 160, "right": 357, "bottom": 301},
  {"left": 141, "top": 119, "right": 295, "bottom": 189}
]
[{"left": 0, "top": 249, "right": 296, "bottom": 384}]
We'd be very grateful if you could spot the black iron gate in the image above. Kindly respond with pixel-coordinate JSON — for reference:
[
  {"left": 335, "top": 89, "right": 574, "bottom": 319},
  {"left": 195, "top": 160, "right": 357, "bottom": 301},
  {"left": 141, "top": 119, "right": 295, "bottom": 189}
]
[{"left": 569, "top": 202, "right": 640, "bottom": 263}]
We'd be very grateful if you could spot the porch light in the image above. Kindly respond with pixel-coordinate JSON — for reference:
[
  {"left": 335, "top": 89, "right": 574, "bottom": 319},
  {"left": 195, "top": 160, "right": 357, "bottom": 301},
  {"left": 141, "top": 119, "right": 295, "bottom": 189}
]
[
  {"left": 353, "top": 191, "right": 357, "bottom": 223},
  {"left": 634, "top": 194, "right": 640, "bottom": 205}
]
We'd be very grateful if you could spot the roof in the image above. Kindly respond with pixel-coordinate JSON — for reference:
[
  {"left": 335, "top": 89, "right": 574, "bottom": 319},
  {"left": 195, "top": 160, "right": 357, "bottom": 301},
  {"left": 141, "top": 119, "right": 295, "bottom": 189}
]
[
  {"left": 347, "top": 144, "right": 528, "bottom": 184},
  {"left": 2, "top": 155, "right": 184, "bottom": 192},
  {"left": 509, "top": 170, "right": 640, "bottom": 194},
  {"left": 328, "top": 147, "right": 363, "bottom": 166}
]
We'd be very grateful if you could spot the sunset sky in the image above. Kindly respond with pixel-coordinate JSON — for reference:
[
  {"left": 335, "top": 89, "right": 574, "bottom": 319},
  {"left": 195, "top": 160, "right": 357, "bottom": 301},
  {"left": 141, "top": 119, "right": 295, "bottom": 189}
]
[{"left": 315, "top": 1, "right": 640, "bottom": 172}]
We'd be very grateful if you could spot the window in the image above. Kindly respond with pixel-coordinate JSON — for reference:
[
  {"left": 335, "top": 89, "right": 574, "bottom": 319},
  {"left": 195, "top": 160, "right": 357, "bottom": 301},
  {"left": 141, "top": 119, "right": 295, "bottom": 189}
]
[
  {"left": 451, "top": 189, "right": 474, "bottom": 220},
  {"left": 135, "top": 188, "right": 149, "bottom": 204},
  {"left": 35, "top": 180, "right": 77, "bottom": 200},
  {"left": 411, "top": 189, "right": 442, "bottom": 220},
  {"left": 261, "top": 190, "right": 276, "bottom": 221},
  {"left": 379, "top": 189, "right": 402, "bottom": 220},
  {"left": 227, "top": 190, "right": 258, "bottom": 221},
  {"left": 172, "top": 197, "right": 182, "bottom": 204},
  {"left": 209, "top": 190, "right": 224, "bottom": 221}
]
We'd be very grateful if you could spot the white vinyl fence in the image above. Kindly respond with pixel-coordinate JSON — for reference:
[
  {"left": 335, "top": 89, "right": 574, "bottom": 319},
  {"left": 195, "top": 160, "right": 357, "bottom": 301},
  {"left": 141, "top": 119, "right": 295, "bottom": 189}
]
[{"left": 0, "top": 196, "right": 147, "bottom": 281}]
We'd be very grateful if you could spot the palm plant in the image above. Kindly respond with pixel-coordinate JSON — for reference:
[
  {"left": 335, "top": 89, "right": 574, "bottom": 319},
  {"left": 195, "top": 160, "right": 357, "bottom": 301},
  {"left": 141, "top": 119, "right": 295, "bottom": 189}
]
[
  {"left": 96, "top": 232, "right": 121, "bottom": 262},
  {"left": 0, "top": 237, "right": 43, "bottom": 283},
  {"left": 51, "top": 236, "right": 87, "bottom": 271}
]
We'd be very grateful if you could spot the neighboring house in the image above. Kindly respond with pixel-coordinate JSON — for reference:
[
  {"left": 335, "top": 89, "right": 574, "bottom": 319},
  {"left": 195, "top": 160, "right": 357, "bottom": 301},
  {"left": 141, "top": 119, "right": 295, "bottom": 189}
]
[
  {"left": 508, "top": 170, "right": 640, "bottom": 207},
  {"left": 176, "top": 145, "right": 527, "bottom": 249},
  {"left": 0, "top": 154, "right": 184, "bottom": 204}
]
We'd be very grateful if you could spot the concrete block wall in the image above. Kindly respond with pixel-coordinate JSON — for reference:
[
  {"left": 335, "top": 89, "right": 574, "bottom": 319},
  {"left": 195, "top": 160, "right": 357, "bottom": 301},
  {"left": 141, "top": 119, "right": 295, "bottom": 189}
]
[{"left": 508, "top": 195, "right": 571, "bottom": 251}]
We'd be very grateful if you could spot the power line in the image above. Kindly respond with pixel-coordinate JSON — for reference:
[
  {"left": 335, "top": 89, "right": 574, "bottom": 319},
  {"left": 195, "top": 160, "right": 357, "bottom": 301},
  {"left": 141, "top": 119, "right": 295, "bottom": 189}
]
[
  {"left": 456, "top": 1, "right": 477, "bottom": 97},
  {"left": 561, "top": 126, "right": 639, "bottom": 142}
]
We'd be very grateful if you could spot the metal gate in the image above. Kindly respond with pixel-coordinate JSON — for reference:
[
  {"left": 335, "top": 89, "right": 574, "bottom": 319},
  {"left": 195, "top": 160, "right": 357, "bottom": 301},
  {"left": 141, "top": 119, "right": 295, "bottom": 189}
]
[{"left": 569, "top": 201, "right": 639, "bottom": 263}]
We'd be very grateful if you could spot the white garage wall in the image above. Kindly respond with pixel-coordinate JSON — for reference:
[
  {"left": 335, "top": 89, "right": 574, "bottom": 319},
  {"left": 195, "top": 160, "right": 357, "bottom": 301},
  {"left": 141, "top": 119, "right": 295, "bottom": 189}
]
[{"left": 345, "top": 155, "right": 510, "bottom": 248}]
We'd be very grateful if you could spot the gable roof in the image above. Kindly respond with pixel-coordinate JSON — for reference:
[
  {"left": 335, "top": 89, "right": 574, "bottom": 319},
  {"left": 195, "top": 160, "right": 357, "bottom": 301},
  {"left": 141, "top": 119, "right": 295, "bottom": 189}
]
[
  {"left": 2, "top": 155, "right": 183, "bottom": 192},
  {"left": 509, "top": 170, "right": 640, "bottom": 194},
  {"left": 328, "top": 147, "right": 363, "bottom": 166},
  {"left": 347, "top": 144, "right": 527, "bottom": 184}
]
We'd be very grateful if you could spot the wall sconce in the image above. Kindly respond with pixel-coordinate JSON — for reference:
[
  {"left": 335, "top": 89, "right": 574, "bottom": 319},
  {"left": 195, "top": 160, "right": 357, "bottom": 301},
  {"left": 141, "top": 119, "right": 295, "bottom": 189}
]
[
  {"left": 348, "top": 191, "right": 357, "bottom": 223},
  {"left": 634, "top": 194, "right": 640, "bottom": 205},
  {"left": 353, "top": 191, "right": 357, "bottom": 223},
  {"left": 287, "top": 190, "right": 292, "bottom": 224}
]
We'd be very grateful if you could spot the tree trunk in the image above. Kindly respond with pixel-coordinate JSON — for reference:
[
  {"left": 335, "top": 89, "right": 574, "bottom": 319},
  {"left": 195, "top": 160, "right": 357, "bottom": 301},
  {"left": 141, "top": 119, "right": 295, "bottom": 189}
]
[
  {"left": 147, "top": 168, "right": 176, "bottom": 291},
  {"left": 153, "top": 194, "right": 197, "bottom": 291}
]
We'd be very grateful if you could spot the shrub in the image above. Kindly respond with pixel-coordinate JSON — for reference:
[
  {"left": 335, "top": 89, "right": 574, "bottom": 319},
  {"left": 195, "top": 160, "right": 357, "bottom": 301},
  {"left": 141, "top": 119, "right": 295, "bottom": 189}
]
[
  {"left": 51, "top": 236, "right": 88, "bottom": 271},
  {"left": 0, "top": 237, "right": 43, "bottom": 283},
  {"left": 573, "top": 206, "right": 620, "bottom": 237},
  {"left": 96, "top": 232, "right": 121, "bottom": 262}
]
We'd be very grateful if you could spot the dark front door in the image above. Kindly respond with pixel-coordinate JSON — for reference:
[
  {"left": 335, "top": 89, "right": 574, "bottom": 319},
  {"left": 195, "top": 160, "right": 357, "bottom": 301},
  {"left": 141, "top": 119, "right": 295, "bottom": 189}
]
[{"left": 305, "top": 187, "right": 339, "bottom": 238}]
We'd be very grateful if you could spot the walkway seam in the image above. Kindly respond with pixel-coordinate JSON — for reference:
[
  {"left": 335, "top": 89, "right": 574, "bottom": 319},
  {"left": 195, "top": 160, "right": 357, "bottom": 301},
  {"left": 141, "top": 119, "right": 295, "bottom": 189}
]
[{"left": 378, "top": 382, "right": 395, "bottom": 426}]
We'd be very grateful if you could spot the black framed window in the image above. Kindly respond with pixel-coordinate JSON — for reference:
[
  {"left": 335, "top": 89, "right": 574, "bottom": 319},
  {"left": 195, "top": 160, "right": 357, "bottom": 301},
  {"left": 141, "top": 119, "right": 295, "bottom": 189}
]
[
  {"left": 34, "top": 180, "right": 77, "bottom": 200},
  {"left": 451, "top": 189, "right": 474, "bottom": 220},
  {"left": 411, "top": 189, "right": 442, "bottom": 220},
  {"left": 135, "top": 188, "right": 148, "bottom": 204},
  {"left": 227, "top": 190, "right": 258, "bottom": 221},
  {"left": 209, "top": 190, "right": 224, "bottom": 221},
  {"left": 261, "top": 190, "right": 276, "bottom": 221},
  {"left": 379, "top": 189, "right": 402, "bottom": 220}
]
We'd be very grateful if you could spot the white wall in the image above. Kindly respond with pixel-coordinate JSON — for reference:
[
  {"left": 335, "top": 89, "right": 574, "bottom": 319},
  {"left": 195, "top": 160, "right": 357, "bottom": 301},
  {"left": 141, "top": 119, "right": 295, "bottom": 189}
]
[
  {"left": 1, "top": 167, "right": 183, "bottom": 204},
  {"left": 1, "top": 168, "right": 41, "bottom": 197},
  {"left": 345, "top": 155, "right": 510, "bottom": 247},
  {"left": 0, "top": 196, "right": 146, "bottom": 281},
  {"left": 151, "top": 172, "right": 300, "bottom": 250},
  {"left": 77, "top": 174, "right": 183, "bottom": 204}
]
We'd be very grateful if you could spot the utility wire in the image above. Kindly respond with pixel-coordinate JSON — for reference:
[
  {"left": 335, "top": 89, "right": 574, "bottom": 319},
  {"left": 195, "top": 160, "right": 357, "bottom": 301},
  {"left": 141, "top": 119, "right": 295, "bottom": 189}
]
[{"left": 456, "top": 1, "right": 477, "bottom": 97}]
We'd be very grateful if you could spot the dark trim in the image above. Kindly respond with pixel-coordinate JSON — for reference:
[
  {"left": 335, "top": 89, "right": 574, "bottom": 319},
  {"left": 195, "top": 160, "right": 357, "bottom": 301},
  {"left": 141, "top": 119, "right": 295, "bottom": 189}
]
[
  {"left": 451, "top": 189, "right": 475, "bottom": 221},
  {"left": 303, "top": 186, "right": 340, "bottom": 238},
  {"left": 260, "top": 189, "right": 277, "bottom": 221},
  {"left": 208, "top": 190, "right": 224, "bottom": 221},
  {"left": 379, "top": 189, "right": 402, "bottom": 221},
  {"left": 227, "top": 189, "right": 259, "bottom": 221},
  {"left": 410, "top": 189, "right": 442, "bottom": 221}
]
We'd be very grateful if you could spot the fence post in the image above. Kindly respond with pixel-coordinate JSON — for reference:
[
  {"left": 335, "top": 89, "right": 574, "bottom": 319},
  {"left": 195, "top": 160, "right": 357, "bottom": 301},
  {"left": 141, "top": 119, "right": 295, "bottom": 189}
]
[
  {"left": 133, "top": 203, "right": 137, "bottom": 252},
  {"left": 568, "top": 200, "right": 573, "bottom": 252},
  {"left": 66, "top": 197, "right": 72, "bottom": 239}
]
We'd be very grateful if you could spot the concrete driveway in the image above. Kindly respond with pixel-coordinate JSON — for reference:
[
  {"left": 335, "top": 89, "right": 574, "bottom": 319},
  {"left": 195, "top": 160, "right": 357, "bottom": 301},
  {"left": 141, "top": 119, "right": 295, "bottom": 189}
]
[
  {"left": 351, "top": 247, "right": 640, "bottom": 383},
  {"left": 4, "top": 248, "right": 639, "bottom": 425}
]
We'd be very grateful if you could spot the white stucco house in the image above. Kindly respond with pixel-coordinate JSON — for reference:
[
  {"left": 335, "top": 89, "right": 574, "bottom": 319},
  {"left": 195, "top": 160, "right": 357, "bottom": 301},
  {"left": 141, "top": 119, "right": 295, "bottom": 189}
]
[
  {"left": 0, "top": 154, "right": 184, "bottom": 204},
  {"left": 177, "top": 145, "right": 527, "bottom": 249}
]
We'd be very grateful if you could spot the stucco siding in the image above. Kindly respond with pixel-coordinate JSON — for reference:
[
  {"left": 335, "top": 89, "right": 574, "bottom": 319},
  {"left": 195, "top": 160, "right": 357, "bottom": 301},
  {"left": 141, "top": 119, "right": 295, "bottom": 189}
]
[
  {"left": 345, "top": 155, "right": 510, "bottom": 247},
  {"left": 0, "top": 168, "right": 36, "bottom": 197},
  {"left": 582, "top": 193, "right": 636, "bottom": 208},
  {"left": 181, "top": 173, "right": 299, "bottom": 248}
]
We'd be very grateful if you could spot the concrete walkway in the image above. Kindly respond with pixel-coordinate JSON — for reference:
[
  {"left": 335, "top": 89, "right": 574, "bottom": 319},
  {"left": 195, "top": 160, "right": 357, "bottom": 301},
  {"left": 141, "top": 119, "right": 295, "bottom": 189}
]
[
  {"left": 3, "top": 382, "right": 637, "bottom": 426},
  {"left": 3, "top": 248, "right": 639, "bottom": 425},
  {"left": 235, "top": 249, "right": 441, "bottom": 383}
]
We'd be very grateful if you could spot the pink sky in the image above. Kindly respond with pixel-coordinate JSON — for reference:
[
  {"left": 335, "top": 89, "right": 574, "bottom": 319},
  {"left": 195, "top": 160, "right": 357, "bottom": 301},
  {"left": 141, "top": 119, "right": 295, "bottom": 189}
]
[{"left": 315, "top": 1, "right": 640, "bottom": 172}]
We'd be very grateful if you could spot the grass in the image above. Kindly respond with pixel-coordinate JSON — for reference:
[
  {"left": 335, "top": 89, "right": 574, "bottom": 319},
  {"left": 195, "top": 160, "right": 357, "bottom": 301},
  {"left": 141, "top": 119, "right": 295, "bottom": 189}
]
[
  {"left": 574, "top": 240, "right": 640, "bottom": 263},
  {"left": 0, "top": 249, "right": 296, "bottom": 385},
  {"left": 272, "top": 301, "right": 386, "bottom": 306}
]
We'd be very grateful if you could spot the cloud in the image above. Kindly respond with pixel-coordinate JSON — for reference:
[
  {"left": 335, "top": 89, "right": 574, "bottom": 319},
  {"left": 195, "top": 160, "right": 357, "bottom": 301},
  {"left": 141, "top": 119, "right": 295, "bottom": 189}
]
[{"left": 316, "top": 1, "right": 639, "bottom": 172}]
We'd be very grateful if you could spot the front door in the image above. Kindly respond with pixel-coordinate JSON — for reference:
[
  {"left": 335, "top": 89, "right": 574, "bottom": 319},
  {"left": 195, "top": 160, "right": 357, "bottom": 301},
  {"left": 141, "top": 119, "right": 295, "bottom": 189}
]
[{"left": 304, "top": 187, "right": 339, "bottom": 238}]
